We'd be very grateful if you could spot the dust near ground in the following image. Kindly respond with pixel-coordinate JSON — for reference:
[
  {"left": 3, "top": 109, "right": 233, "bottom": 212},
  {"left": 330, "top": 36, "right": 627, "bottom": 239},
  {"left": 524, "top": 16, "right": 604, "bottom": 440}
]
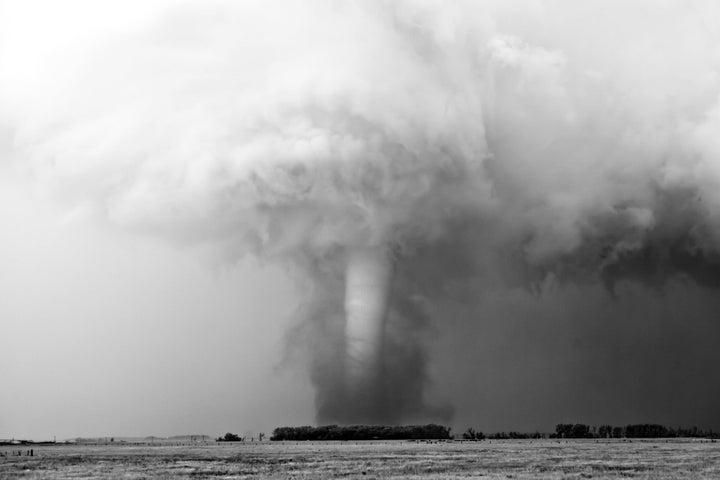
[{"left": 2, "top": 439, "right": 719, "bottom": 479}]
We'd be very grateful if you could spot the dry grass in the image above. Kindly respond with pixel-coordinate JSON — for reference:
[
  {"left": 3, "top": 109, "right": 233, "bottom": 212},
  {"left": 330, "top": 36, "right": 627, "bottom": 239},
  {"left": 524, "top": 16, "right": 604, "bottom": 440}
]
[{"left": 2, "top": 439, "right": 719, "bottom": 479}]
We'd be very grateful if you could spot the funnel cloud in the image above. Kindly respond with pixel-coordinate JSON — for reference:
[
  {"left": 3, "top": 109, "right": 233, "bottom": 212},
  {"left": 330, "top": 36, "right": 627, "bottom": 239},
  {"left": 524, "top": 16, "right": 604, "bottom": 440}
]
[{"left": 3, "top": 0, "right": 720, "bottom": 429}]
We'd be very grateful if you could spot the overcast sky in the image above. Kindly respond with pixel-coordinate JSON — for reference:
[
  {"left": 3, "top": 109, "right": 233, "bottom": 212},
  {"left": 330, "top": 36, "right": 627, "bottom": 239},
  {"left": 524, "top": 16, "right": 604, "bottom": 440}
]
[
  {"left": 0, "top": 162, "right": 314, "bottom": 439},
  {"left": 3, "top": 0, "right": 720, "bottom": 439}
]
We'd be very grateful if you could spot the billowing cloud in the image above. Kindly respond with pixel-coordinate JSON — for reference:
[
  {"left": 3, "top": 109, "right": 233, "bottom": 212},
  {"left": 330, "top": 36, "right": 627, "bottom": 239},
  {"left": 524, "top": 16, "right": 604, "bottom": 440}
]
[{"left": 3, "top": 0, "right": 720, "bottom": 426}]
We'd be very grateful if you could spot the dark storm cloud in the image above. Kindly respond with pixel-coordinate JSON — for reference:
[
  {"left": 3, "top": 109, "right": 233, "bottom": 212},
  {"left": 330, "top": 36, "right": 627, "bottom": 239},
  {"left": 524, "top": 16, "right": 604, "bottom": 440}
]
[{"left": 3, "top": 0, "right": 720, "bottom": 428}]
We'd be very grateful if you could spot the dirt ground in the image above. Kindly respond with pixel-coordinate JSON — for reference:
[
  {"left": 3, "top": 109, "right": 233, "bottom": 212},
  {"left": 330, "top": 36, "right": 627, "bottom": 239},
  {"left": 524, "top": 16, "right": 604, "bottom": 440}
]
[{"left": 1, "top": 439, "right": 719, "bottom": 479}]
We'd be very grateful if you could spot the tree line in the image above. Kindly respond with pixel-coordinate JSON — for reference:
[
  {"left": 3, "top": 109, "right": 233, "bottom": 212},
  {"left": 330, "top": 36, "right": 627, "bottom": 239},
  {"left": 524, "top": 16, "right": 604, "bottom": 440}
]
[
  {"left": 462, "top": 429, "right": 545, "bottom": 440},
  {"left": 460, "top": 423, "right": 718, "bottom": 440},
  {"left": 225, "top": 422, "right": 717, "bottom": 442},
  {"left": 554, "top": 423, "right": 718, "bottom": 439},
  {"left": 270, "top": 424, "right": 452, "bottom": 441}
]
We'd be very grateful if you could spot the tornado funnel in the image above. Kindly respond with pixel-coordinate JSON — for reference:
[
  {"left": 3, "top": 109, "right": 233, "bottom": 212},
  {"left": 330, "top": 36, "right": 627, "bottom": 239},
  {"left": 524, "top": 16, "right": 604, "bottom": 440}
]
[{"left": 344, "top": 245, "right": 394, "bottom": 395}]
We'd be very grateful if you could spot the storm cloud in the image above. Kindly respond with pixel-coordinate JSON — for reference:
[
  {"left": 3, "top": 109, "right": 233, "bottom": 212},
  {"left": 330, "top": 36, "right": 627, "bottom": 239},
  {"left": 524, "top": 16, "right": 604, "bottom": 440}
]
[{"left": 3, "top": 0, "right": 720, "bottom": 429}]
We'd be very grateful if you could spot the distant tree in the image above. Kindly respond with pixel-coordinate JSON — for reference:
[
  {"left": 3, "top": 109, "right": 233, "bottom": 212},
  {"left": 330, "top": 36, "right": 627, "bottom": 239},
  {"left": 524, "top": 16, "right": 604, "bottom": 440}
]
[
  {"left": 258, "top": 433, "right": 265, "bottom": 441},
  {"left": 571, "top": 424, "right": 591, "bottom": 438},
  {"left": 555, "top": 424, "right": 573, "bottom": 438},
  {"left": 624, "top": 424, "right": 668, "bottom": 438},
  {"left": 217, "top": 433, "right": 242, "bottom": 442},
  {"left": 554, "top": 424, "right": 592, "bottom": 438},
  {"left": 462, "top": 428, "right": 484, "bottom": 440}
]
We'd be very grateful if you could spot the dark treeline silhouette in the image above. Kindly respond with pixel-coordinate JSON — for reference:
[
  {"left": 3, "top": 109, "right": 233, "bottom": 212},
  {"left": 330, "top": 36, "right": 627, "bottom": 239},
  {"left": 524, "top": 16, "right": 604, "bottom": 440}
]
[
  {"left": 216, "top": 433, "right": 243, "bottom": 442},
  {"left": 554, "top": 424, "right": 594, "bottom": 438},
  {"left": 458, "top": 423, "right": 719, "bottom": 440},
  {"left": 461, "top": 427, "right": 485, "bottom": 440},
  {"left": 490, "top": 431, "right": 545, "bottom": 440},
  {"left": 554, "top": 423, "right": 718, "bottom": 439},
  {"left": 461, "top": 428, "right": 544, "bottom": 440},
  {"left": 270, "top": 424, "right": 451, "bottom": 441}
]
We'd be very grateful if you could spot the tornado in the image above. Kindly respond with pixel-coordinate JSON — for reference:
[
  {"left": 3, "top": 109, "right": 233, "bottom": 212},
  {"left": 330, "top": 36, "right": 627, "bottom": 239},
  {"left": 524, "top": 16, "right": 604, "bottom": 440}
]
[{"left": 344, "top": 245, "right": 394, "bottom": 397}]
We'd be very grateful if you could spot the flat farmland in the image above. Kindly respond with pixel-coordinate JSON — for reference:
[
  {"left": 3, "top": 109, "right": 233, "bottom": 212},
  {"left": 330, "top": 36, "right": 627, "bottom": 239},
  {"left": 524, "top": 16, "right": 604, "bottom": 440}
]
[{"left": 1, "top": 439, "right": 719, "bottom": 479}]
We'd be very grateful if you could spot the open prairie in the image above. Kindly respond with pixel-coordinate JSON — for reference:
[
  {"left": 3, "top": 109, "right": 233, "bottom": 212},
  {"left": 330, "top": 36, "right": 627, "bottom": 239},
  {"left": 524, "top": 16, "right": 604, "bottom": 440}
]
[{"left": 1, "top": 439, "right": 719, "bottom": 479}]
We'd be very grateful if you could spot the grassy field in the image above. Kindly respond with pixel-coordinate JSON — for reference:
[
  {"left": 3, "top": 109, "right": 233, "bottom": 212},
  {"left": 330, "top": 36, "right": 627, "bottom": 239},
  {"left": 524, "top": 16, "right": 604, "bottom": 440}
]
[{"left": 1, "top": 439, "right": 719, "bottom": 479}]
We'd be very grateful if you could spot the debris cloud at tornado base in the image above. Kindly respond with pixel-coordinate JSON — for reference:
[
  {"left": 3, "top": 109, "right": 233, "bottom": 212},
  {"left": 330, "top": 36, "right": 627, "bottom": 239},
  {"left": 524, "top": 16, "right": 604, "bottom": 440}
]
[{"left": 3, "top": 0, "right": 720, "bottom": 426}]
